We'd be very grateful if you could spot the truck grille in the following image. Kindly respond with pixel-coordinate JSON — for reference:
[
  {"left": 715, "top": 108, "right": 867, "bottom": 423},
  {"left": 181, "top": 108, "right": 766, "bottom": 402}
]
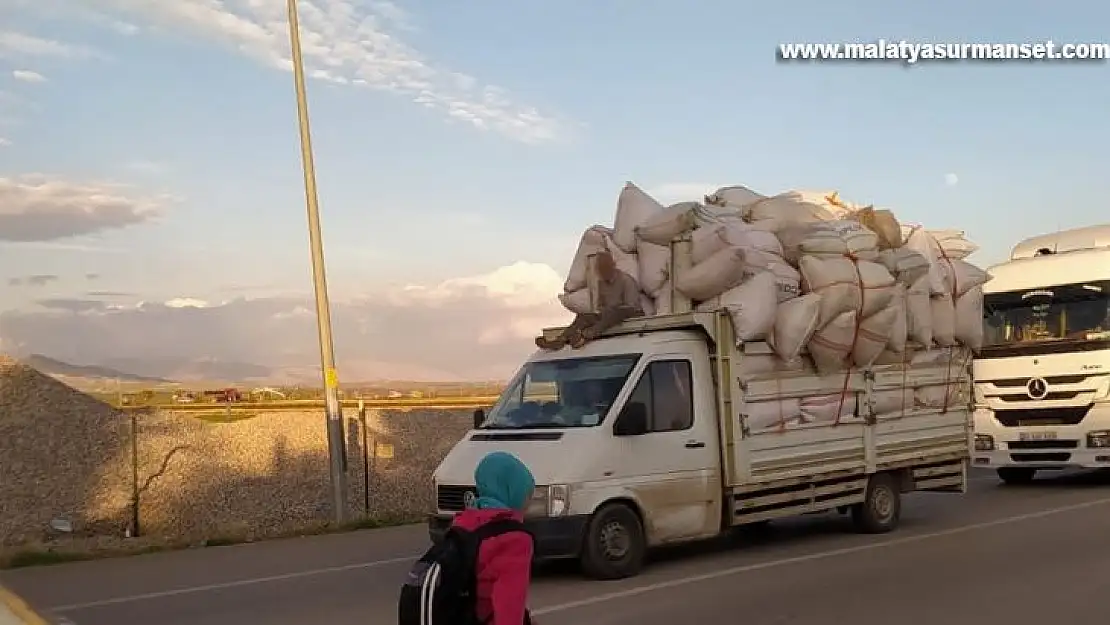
[
  {"left": 989, "top": 374, "right": 1089, "bottom": 388},
  {"left": 437, "top": 485, "right": 476, "bottom": 512},
  {"left": 1010, "top": 453, "right": 1071, "bottom": 463},
  {"left": 1008, "top": 440, "right": 1079, "bottom": 450},
  {"left": 993, "top": 406, "right": 1091, "bottom": 427}
]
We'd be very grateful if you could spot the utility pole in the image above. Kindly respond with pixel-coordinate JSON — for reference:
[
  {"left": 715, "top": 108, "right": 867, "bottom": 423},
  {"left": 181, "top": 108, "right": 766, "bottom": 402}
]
[{"left": 285, "top": 0, "right": 348, "bottom": 523}]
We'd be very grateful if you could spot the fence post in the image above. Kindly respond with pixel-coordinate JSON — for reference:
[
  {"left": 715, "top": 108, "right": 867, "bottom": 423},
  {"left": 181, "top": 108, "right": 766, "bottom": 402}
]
[{"left": 130, "top": 407, "right": 140, "bottom": 537}]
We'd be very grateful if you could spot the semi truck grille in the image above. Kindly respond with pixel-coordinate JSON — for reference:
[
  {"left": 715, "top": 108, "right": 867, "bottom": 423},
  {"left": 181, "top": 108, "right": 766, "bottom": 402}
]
[
  {"left": 1010, "top": 453, "right": 1071, "bottom": 463},
  {"left": 437, "top": 485, "right": 476, "bottom": 512},
  {"left": 1008, "top": 440, "right": 1079, "bottom": 450},
  {"left": 989, "top": 374, "right": 1090, "bottom": 388},
  {"left": 993, "top": 406, "right": 1091, "bottom": 427}
]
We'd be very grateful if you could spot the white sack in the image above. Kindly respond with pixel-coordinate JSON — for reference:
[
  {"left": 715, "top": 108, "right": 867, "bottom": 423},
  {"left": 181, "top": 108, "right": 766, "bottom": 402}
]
[
  {"left": 955, "top": 286, "right": 984, "bottom": 350},
  {"left": 603, "top": 235, "right": 641, "bottom": 284},
  {"left": 564, "top": 225, "right": 611, "bottom": 292},
  {"left": 906, "top": 276, "right": 933, "bottom": 346},
  {"left": 613, "top": 182, "right": 663, "bottom": 253},
  {"left": 809, "top": 310, "right": 857, "bottom": 375},
  {"left": 848, "top": 207, "right": 903, "bottom": 250},
  {"left": 636, "top": 202, "right": 698, "bottom": 245},
  {"left": 636, "top": 239, "right": 670, "bottom": 294},
  {"left": 798, "top": 256, "right": 897, "bottom": 327},
  {"left": 743, "top": 398, "right": 804, "bottom": 431},
  {"left": 716, "top": 271, "right": 778, "bottom": 342},
  {"left": 690, "top": 222, "right": 783, "bottom": 264},
  {"left": 931, "top": 293, "right": 957, "bottom": 347},
  {"left": 639, "top": 293, "right": 656, "bottom": 317},
  {"left": 769, "top": 293, "right": 821, "bottom": 362},
  {"left": 653, "top": 280, "right": 673, "bottom": 316},
  {"left": 559, "top": 289, "right": 593, "bottom": 315},
  {"left": 943, "top": 259, "right": 991, "bottom": 298},
  {"left": 739, "top": 354, "right": 811, "bottom": 377},
  {"left": 799, "top": 220, "right": 880, "bottom": 258},
  {"left": 692, "top": 203, "right": 746, "bottom": 228},
  {"left": 801, "top": 393, "right": 858, "bottom": 424},
  {"left": 916, "top": 383, "right": 970, "bottom": 410},
  {"left": 879, "top": 247, "right": 930, "bottom": 286},
  {"left": 887, "top": 284, "right": 908, "bottom": 353},
  {"left": 904, "top": 227, "right": 949, "bottom": 295},
  {"left": 928, "top": 229, "right": 979, "bottom": 260},
  {"left": 742, "top": 190, "right": 841, "bottom": 225},
  {"left": 676, "top": 246, "right": 747, "bottom": 301},
  {"left": 870, "top": 388, "right": 913, "bottom": 417},
  {"left": 853, "top": 306, "right": 898, "bottom": 368},
  {"left": 704, "top": 185, "right": 766, "bottom": 208}
]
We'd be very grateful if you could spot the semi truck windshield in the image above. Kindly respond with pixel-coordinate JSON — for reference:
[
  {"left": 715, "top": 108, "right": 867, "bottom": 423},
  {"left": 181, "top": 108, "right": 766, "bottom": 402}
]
[{"left": 982, "top": 280, "right": 1110, "bottom": 357}]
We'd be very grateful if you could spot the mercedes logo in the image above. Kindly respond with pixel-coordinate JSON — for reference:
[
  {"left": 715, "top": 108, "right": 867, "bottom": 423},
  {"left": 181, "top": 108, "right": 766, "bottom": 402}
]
[
  {"left": 1026, "top": 377, "right": 1049, "bottom": 400},
  {"left": 463, "top": 490, "right": 477, "bottom": 508}
]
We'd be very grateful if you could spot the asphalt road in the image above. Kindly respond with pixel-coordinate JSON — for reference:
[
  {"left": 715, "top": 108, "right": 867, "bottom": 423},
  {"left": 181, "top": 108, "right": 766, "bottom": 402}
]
[{"left": 4, "top": 469, "right": 1110, "bottom": 625}]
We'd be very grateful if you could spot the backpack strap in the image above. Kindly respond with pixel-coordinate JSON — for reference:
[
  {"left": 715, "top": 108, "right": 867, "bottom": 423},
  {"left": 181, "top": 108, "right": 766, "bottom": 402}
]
[{"left": 469, "top": 518, "right": 533, "bottom": 545}]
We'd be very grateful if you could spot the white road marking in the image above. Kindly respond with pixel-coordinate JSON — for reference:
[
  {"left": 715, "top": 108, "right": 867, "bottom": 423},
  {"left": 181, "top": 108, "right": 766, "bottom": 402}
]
[
  {"left": 532, "top": 495, "right": 1110, "bottom": 616},
  {"left": 50, "top": 555, "right": 415, "bottom": 612}
]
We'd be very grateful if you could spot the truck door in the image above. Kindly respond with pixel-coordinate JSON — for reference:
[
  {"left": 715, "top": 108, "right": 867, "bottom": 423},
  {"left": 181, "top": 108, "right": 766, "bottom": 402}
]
[{"left": 612, "top": 357, "right": 720, "bottom": 543}]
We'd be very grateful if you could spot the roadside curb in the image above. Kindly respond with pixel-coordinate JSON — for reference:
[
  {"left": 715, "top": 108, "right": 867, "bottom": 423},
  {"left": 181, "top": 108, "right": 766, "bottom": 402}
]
[{"left": 0, "top": 584, "right": 49, "bottom": 625}]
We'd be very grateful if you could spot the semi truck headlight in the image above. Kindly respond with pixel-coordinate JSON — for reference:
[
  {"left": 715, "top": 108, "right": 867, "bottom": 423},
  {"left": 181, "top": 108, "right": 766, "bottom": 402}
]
[
  {"left": 974, "top": 434, "right": 995, "bottom": 451},
  {"left": 1087, "top": 431, "right": 1110, "bottom": 448}
]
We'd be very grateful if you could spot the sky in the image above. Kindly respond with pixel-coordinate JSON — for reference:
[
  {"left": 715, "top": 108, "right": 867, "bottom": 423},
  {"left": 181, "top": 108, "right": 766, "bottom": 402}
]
[{"left": 1, "top": 0, "right": 1108, "bottom": 381}]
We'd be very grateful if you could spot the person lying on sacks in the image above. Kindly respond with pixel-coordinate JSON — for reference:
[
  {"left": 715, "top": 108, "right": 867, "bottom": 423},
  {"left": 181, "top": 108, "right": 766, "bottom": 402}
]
[{"left": 537, "top": 250, "right": 644, "bottom": 350}]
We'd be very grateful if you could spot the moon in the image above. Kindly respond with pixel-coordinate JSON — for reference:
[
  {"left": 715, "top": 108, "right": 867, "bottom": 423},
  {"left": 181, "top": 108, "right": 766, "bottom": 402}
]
[{"left": 944, "top": 173, "right": 959, "bottom": 186}]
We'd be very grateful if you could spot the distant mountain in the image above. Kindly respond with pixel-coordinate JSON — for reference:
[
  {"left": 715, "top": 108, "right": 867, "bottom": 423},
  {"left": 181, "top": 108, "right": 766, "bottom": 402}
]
[
  {"left": 97, "top": 357, "right": 274, "bottom": 383},
  {"left": 21, "top": 354, "right": 169, "bottom": 383}
]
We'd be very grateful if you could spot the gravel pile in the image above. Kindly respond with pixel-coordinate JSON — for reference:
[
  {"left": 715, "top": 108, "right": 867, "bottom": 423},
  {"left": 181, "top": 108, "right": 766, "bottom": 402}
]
[
  {"left": 1, "top": 353, "right": 477, "bottom": 556},
  {"left": 0, "top": 355, "right": 132, "bottom": 548}
]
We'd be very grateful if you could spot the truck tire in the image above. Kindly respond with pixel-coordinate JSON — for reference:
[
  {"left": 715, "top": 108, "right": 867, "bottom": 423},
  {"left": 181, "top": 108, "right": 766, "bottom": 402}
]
[
  {"left": 580, "top": 503, "right": 646, "bottom": 580},
  {"left": 851, "top": 473, "right": 901, "bottom": 534},
  {"left": 997, "top": 467, "right": 1036, "bottom": 485}
]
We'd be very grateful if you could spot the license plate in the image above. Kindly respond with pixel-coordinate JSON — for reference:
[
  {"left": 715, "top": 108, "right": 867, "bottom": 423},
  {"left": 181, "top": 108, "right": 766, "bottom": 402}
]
[{"left": 1019, "top": 431, "right": 1058, "bottom": 441}]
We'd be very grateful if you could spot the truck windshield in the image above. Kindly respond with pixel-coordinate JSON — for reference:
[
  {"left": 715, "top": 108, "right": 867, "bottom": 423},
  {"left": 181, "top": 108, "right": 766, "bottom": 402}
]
[
  {"left": 479, "top": 355, "right": 640, "bottom": 429},
  {"left": 982, "top": 280, "right": 1110, "bottom": 357}
]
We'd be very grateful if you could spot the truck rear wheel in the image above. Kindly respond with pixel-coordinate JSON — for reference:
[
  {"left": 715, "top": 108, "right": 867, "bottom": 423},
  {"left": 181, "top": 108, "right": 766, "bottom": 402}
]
[
  {"left": 580, "top": 503, "right": 645, "bottom": 580},
  {"left": 997, "top": 467, "right": 1036, "bottom": 485},
  {"left": 851, "top": 473, "right": 901, "bottom": 534}
]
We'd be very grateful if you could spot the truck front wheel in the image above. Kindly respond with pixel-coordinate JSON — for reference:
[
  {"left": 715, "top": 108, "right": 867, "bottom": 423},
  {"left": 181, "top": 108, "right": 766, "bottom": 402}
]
[
  {"left": 997, "top": 467, "right": 1036, "bottom": 485},
  {"left": 580, "top": 503, "right": 646, "bottom": 580},
  {"left": 851, "top": 473, "right": 902, "bottom": 534}
]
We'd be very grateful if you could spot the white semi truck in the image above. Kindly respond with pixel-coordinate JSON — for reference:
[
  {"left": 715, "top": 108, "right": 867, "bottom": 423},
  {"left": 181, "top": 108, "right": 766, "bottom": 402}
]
[
  {"left": 429, "top": 239, "right": 973, "bottom": 579},
  {"left": 973, "top": 225, "right": 1110, "bottom": 483}
]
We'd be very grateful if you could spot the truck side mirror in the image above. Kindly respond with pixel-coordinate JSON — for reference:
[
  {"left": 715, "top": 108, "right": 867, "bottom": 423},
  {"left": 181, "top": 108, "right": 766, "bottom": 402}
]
[
  {"left": 613, "top": 402, "right": 649, "bottom": 436},
  {"left": 473, "top": 408, "right": 485, "bottom": 429}
]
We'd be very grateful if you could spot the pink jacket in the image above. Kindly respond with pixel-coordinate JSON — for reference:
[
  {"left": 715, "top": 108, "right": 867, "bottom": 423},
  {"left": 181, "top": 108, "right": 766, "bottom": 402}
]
[{"left": 450, "top": 508, "right": 533, "bottom": 625}]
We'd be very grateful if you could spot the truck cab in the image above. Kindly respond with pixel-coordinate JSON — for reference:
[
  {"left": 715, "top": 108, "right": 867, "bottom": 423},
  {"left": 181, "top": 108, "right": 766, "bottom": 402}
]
[
  {"left": 430, "top": 323, "right": 724, "bottom": 579},
  {"left": 973, "top": 226, "right": 1110, "bottom": 483}
]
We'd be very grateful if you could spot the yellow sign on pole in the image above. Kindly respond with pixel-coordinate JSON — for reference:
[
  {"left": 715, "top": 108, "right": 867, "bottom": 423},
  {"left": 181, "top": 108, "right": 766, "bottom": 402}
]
[
  {"left": 375, "top": 443, "right": 395, "bottom": 459},
  {"left": 324, "top": 367, "right": 339, "bottom": 389}
]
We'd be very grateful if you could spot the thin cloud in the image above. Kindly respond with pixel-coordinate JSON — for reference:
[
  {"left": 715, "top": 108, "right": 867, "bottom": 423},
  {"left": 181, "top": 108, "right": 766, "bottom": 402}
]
[
  {"left": 12, "top": 69, "right": 46, "bottom": 83},
  {"left": 0, "top": 137, "right": 10, "bottom": 147},
  {"left": 8, "top": 274, "right": 59, "bottom": 287},
  {"left": 0, "top": 31, "right": 96, "bottom": 59},
  {"left": 77, "top": 0, "right": 574, "bottom": 144},
  {"left": 0, "top": 175, "right": 169, "bottom": 242}
]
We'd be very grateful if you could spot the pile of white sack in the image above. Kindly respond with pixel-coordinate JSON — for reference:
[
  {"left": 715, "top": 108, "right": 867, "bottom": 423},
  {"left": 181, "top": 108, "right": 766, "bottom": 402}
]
[{"left": 559, "top": 182, "right": 990, "bottom": 377}]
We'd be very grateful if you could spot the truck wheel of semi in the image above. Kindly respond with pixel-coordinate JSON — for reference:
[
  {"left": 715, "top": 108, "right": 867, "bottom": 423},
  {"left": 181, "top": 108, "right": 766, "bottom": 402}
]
[
  {"left": 972, "top": 225, "right": 1110, "bottom": 486},
  {"left": 428, "top": 311, "right": 971, "bottom": 580}
]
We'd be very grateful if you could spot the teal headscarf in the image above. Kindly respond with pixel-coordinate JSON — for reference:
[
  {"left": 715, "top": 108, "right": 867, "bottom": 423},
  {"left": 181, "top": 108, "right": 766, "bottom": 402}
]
[{"left": 473, "top": 451, "right": 536, "bottom": 511}]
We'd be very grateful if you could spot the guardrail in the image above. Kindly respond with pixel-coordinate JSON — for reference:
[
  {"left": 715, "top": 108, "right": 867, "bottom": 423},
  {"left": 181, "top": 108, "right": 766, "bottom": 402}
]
[
  {"left": 111, "top": 395, "right": 501, "bottom": 412},
  {"left": 0, "top": 584, "right": 51, "bottom": 625}
]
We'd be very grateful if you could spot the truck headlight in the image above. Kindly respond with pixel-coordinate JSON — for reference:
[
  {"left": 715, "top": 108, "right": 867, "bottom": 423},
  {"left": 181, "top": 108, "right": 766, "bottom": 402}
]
[
  {"left": 523, "top": 485, "right": 570, "bottom": 518},
  {"left": 974, "top": 434, "right": 995, "bottom": 451},
  {"left": 1087, "top": 430, "right": 1110, "bottom": 448}
]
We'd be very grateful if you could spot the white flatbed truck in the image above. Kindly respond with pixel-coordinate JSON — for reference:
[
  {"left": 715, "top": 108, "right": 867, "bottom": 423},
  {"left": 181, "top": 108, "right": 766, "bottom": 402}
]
[
  {"left": 973, "top": 225, "right": 1110, "bottom": 483},
  {"left": 429, "top": 306, "right": 972, "bottom": 579}
]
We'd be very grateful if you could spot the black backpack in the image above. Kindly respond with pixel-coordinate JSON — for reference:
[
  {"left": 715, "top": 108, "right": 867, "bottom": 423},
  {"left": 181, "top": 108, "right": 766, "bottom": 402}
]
[{"left": 398, "top": 519, "right": 534, "bottom": 625}]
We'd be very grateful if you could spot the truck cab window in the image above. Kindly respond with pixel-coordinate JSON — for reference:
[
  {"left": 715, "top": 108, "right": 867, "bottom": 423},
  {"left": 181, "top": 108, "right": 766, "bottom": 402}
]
[{"left": 626, "top": 360, "right": 694, "bottom": 433}]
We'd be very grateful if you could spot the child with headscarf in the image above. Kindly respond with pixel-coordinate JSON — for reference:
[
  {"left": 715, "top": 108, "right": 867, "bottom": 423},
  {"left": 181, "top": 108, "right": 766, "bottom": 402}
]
[{"left": 450, "top": 451, "right": 537, "bottom": 625}]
